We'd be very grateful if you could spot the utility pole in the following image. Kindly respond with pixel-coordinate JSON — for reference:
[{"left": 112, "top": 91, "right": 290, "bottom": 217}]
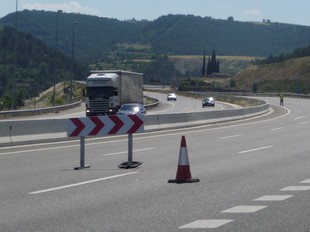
[
  {"left": 69, "top": 21, "right": 77, "bottom": 103},
  {"left": 53, "top": 10, "right": 62, "bottom": 106},
  {"left": 11, "top": 0, "right": 18, "bottom": 110}
]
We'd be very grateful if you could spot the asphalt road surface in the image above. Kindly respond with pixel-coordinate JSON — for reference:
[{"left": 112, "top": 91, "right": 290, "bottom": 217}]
[
  {"left": 1, "top": 97, "right": 310, "bottom": 231},
  {"left": 5, "top": 91, "right": 238, "bottom": 120}
]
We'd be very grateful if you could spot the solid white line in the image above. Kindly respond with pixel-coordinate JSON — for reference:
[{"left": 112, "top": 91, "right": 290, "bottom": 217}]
[
  {"left": 238, "top": 145, "right": 273, "bottom": 154},
  {"left": 102, "top": 147, "right": 157, "bottom": 156},
  {"left": 0, "top": 144, "right": 80, "bottom": 156},
  {"left": 218, "top": 134, "right": 241, "bottom": 140},
  {"left": 28, "top": 172, "right": 138, "bottom": 195}
]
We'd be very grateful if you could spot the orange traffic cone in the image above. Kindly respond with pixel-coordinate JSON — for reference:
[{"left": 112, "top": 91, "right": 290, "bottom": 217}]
[{"left": 168, "top": 136, "right": 200, "bottom": 184}]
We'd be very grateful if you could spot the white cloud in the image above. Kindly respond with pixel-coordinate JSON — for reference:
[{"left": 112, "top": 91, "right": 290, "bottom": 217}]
[
  {"left": 244, "top": 9, "right": 262, "bottom": 17},
  {"left": 22, "top": 1, "right": 103, "bottom": 17}
]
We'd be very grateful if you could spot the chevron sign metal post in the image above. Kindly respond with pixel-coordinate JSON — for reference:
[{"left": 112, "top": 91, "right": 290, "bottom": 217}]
[{"left": 67, "top": 114, "right": 144, "bottom": 170}]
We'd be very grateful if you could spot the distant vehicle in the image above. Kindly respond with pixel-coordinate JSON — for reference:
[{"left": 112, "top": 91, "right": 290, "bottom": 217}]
[
  {"left": 167, "top": 93, "right": 177, "bottom": 101},
  {"left": 116, "top": 103, "right": 146, "bottom": 115},
  {"left": 84, "top": 70, "right": 143, "bottom": 116},
  {"left": 202, "top": 97, "right": 215, "bottom": 107}
]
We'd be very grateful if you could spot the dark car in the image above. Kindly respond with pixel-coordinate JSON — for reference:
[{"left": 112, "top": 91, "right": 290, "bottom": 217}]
[
  {"left": 116, "top": 103, "right": 146, "bottom": 115},
  {"left": 202, "top": 97, "right": 215, "bottom": 107}
]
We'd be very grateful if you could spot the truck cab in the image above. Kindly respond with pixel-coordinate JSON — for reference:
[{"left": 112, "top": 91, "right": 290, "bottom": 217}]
[{"left": 85, "top": 73, "right": 119, "bottom": 116}]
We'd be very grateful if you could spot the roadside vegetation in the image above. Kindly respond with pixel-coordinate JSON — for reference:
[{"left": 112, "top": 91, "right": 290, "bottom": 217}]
[{"left": 1, "top": 11, "right": 310, "bottom": 111}]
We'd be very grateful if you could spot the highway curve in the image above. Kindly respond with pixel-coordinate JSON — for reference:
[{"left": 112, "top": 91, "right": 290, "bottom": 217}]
[{"left": 1, "top": 96, "right": 309, "bottom": 231}]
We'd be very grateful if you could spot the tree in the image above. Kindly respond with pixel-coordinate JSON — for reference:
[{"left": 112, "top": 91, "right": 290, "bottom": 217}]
[
  {"left": 206, "top": 49, "right": 220, "bottom": 74},
  {"left": 227, "top": 16, "right": 234, "bottom": 22},
  {"left": 201, "top": 50, "right": 206, "bottom": 76}
]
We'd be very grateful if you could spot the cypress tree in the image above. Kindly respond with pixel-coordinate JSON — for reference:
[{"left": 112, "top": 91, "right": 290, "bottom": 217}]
[
  {"left": 210, "top": 49, "right": 217, "bottom": 73},
  {"left": 201, "top": 50, "right": 206, "bottom": 76},
  {"left": 206, "top": 55, "right": 211, "bottom": 74},
  {"left": 206, "top": 49, "right": 220, "bottom": 74}
]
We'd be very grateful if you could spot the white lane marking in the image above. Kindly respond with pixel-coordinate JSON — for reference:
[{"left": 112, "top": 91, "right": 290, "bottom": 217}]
[
  {"left": 179, "top": 219, "right": 233, "bottom": 229},
  {"left": 28, "top": 172, "right": 138, "bottom": 195},
  {"left": 294, "top": 116, "right": 306, "bottom": 120},
  {"left": 300, "top": 122, "right": 308, "bottom": 125},
  {"left": 221, "top": 205, "right": 267, "bottom": 213},
  {"left": 218, "top": 134, "right": 241, "bottom": 140},
  {"left": 102, "top": 147, "right": 157, "bottom": 156},
  {"left": 0, "top": 144, "right": 81, "bottom": 156},
  {"left": 253, "top": 195, "right": 293, "bottom": 201},
  {"left": 300, "top": 179, "right": 310, "bottom": 184},
  {"left": 238, "top": 145, "right": 273, "bottom": 154},
  {"left": 270, "top": 127, "right": 284, "bottom": 131},
  {"left": 280, "top": 186, "right": 310, "bottom": 191}
]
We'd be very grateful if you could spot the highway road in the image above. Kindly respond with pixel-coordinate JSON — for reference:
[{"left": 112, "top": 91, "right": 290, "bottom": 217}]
[
  {"left": 1, "top": 96, "right": 310, "bottom": 231},
  {"left": 3, "top": 91, "right": 239, "bottom": 120}
]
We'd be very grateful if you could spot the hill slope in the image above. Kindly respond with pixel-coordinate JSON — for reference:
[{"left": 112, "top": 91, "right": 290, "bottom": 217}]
[
  {"left": 234, "top": 56, "right": 310, "bottom": 93},
  {"left": 1, "top": 11, "right": 310, "bottom": 62}
]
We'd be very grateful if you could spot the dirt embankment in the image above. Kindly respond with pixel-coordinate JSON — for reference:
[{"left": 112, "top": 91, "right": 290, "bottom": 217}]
[{"left": 233, "top": 57, "right": 310, "bottom": 92}]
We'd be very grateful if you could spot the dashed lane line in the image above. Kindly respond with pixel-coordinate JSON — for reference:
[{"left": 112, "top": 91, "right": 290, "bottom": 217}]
[
  {"left": 218, "top": 134, "right": 242, "bottom": 140},
  {"left": 300, "top": 179, "right": 310, "bottom": 184},
  {"left": 253, "top": 195, "right": 293, "bottom": 201},
  {"left": 280, "top": 186, "right": 310, "bottom": 191},
  {"left": 178, "top": 219, "right": 234, "bottom": 229},
  {"left": 102, "top": 147, "right": 157, "bottom": 156},
  {"left": 238, "top": 145, "right": 274, "bottom": 154},
  {"left": 270, "top": 127, "right": 284, "bottom": 131},
  {"left": 294, "top": 116, "right": 306, "bottom": 120},
  {"left": 221, "top": 205, "right": 267, "bottom": 213}
]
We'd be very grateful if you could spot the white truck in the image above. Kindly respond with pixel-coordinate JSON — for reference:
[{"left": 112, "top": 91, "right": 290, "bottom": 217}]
[{"left": 84, "top": 70, "right": 144, "bottom": 116}]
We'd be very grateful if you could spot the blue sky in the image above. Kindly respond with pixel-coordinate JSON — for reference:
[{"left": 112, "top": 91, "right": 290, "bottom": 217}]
[{"left": 1, "top": 0, "right": 310, "bottom": 26}]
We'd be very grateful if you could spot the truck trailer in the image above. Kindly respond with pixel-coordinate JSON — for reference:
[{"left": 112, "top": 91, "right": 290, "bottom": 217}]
[{"left": 84, "top": 70, "right": 143, "bottom": 116}]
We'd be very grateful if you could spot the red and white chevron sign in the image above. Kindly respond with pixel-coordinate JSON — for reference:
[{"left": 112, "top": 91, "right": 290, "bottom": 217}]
[{"left": 67, "top": 114, "right": 144, "bottom": 137}]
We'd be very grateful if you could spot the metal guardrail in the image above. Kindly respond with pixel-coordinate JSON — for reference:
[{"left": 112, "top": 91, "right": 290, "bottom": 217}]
[
  {"left": 0, "top": 101, "right": 82, "bottom": 119},
  {"left": 212, "top": 92, "right": 310, "bottom": 99}
]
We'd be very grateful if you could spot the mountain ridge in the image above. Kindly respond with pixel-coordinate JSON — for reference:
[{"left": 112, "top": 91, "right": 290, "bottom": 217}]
[{"left": 1, "top": 10, "right": 310, "bottom": 62}]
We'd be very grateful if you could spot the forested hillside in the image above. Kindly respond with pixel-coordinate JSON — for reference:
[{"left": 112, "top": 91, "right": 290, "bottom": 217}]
[
  {"left": 1, "top": 11, "right": 310, "bottom": 63},
  {"left": 1, "top": 10, "right": 310, "bottom": 104},
  {"left": 0, "top": 26, "right": 87, "bottom": 110}
]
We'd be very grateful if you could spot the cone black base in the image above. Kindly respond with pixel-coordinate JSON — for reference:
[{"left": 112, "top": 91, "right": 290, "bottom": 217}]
[{"left": 168, "top": 178, "right": 200, "bottom": 184}]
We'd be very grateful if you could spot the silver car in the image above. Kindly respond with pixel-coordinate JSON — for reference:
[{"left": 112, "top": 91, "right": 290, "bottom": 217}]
[
  {"left": 167, "top": 93, "right": 177, "bottom": 101},
  {"left": 116, "top": 103, "right": 146, "bottom": 115}
]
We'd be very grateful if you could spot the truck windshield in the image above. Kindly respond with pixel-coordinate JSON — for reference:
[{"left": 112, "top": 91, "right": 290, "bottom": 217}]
[{"left": 86, "top": 86, "right": 115, "bottom": 98}]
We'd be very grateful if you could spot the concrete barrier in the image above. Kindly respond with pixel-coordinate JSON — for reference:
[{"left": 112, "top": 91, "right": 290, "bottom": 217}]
[
  {"left": 0, "top": 98, "right": 269, "bottom": 138},
  {"left": 145, "top": 101, "right": 269, "bottom": 130}
]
